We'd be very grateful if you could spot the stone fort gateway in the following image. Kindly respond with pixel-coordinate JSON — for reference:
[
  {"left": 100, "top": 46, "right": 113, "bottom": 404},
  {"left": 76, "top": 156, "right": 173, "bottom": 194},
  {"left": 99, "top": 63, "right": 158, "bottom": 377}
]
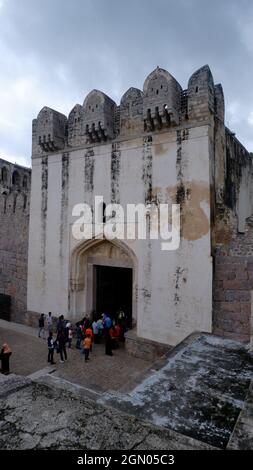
[{"left": 1, "top": 65, "right": 253, "bottom": 352}]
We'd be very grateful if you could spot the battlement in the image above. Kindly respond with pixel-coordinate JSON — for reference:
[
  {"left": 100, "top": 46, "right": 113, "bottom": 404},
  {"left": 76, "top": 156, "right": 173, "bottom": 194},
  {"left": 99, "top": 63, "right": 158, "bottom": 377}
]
[
  {"left": 32, "top": 107, "right": 67, "bottom": 155},
  {"left": 32, "top": 65, "right": 223, "bottom": 155},
  {"left": 0, "top": 158, "right": 31, "bottom": 193},
  {"left": 0, "top": 158, "right": 31, "bottom": 214}
]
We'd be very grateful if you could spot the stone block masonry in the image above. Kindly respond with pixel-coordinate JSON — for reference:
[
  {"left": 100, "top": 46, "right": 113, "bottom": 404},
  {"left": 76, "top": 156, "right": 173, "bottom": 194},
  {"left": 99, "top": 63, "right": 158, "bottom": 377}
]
[
  {"left": 0, "top": 158, "right": 31, "bottom": 323},
  {"left": 213, "top": 222, "right": 253, "bottom": 342}
]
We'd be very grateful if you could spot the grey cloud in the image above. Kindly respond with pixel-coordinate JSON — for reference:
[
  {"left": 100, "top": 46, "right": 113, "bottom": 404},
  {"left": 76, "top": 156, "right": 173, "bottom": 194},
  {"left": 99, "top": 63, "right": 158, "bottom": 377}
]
[{"left": 0, "top": 0, "right": 253, "bottom": 164}]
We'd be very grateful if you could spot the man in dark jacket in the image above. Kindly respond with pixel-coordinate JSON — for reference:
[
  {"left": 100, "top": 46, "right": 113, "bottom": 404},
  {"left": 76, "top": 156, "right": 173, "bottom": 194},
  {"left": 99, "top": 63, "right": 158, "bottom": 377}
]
[{"left": 57, "top": 329, "right": 67, "bottom": 363}]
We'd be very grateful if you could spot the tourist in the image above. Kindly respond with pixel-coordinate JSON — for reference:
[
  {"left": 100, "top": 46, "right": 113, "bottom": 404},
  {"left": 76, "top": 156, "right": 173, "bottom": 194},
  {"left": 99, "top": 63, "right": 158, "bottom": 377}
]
[
  {"left": 114, "top": 322, "right": 122, "bottom": 340},
  {"left": 0, "top": 343, "right": 12, "bottom": 375},
  {"left": 82, "top": 334, "right": 92, "bottom": 362},
  {"left": 109, "top": 325, "right": 119, "bottom": 349},
  {"left": 46, "top": 311, "right": 53, "bottom": 334},
  {"left": 117, "top": 307, "right": 125, "bottom": 323},
  {"left": 85, "top": 323, "right": 93, "bottom": 351},
  {"left": 38, "top": 313, "right": 45, "bottom": 339},
  {"left": 82, "top": 316, "right": 89, "bottom": 330},
  {"left": 103, "top": 313, "right": 112, "bottom": 331},
  {"left": 92, "top": 318, "right": 99, "bottom": 344},
  {"left": 117, "top": 307, "right": 128, "bottom": 336},
  {"left": 57, "top": 329, "right": 67, "bottom": 363},
  {"left": 66, "top": 322, "right": 73, "bottom": 348},
  {"left": 56, "top": 314, "right": 65, "bottom": 334},
  {"left": 97, "top": 317, "right": 104, "bottom": 340},
  {"left": 47, "top": 332, "right": 56, "bottom": 365},
  {"left": 76, "top": 324, "right": 83, "bottom": 349}
]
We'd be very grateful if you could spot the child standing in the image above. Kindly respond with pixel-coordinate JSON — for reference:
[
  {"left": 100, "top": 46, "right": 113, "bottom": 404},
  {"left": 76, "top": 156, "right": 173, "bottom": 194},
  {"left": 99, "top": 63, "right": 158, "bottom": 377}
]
[
  {"left": 83, "top": 334, "right": 91, "bottom": 362},
  {"left": 85, "top": 324, "right": 93, "bottom": 352},
  {"left": 47, "top": 332, "right": 56, "bottom": 365}
]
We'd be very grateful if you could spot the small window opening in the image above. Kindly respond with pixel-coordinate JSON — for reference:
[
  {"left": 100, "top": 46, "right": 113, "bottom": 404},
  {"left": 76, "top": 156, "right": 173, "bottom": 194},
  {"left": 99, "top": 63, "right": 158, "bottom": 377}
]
[
  {"left": 12, "top": 171, "right": 20, "bottom": 186},
  {"left": 102, "top": 202, "right": 106, "bottom": 224},
  {"left": 23, "top": 175, "right": 28, "bottom": 189}
]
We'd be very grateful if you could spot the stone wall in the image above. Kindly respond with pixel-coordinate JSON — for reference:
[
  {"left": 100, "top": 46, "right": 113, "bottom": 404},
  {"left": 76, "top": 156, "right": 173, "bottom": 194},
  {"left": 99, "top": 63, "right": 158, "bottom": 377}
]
[
  {"left": 27, "top": 64, "right": 253, "bottom": 346},
  {"left": 0, "top": 158, "right": 31, "bottom": 323},
  {"left": 213, "top": 234, "right": 253, "bottom": 342},
  {"left": 213, "top": 129, "right": 253, "bottom": 342},
  {"left": 28, "top": 65, "right": 218, "bottom": 346}
]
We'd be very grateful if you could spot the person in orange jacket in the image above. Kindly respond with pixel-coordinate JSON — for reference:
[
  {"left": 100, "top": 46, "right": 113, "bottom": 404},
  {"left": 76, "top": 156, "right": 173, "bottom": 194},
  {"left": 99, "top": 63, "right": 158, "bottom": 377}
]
[
  {"left": 82, "top": 334, "right": 92, "bottom": 362},
  {"left": 85, "top": 324, "right": 93, "bottom": 351}
]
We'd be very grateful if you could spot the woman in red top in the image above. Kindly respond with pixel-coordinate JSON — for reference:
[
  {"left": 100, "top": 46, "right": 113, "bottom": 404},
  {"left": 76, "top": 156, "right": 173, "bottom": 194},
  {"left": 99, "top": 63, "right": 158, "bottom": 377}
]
[{"left": 109, "top": 325, "right": 119, "bottom": 349}]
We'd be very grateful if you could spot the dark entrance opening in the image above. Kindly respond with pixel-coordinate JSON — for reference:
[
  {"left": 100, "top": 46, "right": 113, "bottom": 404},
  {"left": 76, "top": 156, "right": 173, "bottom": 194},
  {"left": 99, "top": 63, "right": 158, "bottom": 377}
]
[
  {"left": 95, "top": 265, "right": 132, "bottom": 325},
  {"left": 0, "top": 294, "right": 11, "bottom": 321}
]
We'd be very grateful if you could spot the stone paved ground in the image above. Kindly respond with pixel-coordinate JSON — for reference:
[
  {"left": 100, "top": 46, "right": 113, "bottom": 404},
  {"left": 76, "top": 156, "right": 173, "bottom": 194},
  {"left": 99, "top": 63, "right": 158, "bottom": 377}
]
[
  {"left": 228, "top": 381, "right": 253, "bottom": 449},
  {"left": 0, "top": 374, "right": 215, "bottom": 450},
  {"left": 0, "top": 321, "right": 154, "bottom": 392},
  {"left": 99, "top": 334, "right": 253, "bottom": 449},
  {"left": 1, "top": 321, "right": 253, "bottom": 450},
  {"left": 0, "top": 327, "right": 48, "bottom": 376}
]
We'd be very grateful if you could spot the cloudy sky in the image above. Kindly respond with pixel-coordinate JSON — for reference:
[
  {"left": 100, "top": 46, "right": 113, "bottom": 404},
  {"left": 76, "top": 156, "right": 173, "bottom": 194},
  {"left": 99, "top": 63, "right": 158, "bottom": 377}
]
[{"left": 0, "top": 0, "right": 253, "bottom": 167}]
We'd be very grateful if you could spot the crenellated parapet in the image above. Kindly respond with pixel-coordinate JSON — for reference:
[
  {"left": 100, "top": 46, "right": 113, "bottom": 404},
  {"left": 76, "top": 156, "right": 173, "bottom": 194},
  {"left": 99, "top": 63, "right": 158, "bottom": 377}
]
[
  {"left": 143, "top": 67, "right": 182, "bottom": 130},
  {"left": 0, "top": 159, "right": 31, "bottom": 194},
  {"left": 187, "top": 65, "right": 215, "bottom": 122},
  {"left": 120, "top": 87, "right": 143, "bottom": 137},
  {"left": 68, "top": 104, "right": 83, "bottom": 147},
  {"left": 32, "top": 107, "right": 68, "bottom": 155},
  {"left": 214, "top": 84, "right": 225, "bottom": 122},
  {"left": 0, "top": 158, "right": 31, "bottom": 214},
  {"left": 32, "top": 65, "right": 224, "bottom": 155},
  {"left": 82, "top": 90, "right": 116, "bottom": 144}
]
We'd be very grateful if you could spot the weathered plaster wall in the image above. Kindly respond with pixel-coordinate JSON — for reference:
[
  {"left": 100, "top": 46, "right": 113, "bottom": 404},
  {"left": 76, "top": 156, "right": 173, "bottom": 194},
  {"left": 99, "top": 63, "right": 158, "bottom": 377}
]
[
  {"left": 28, "top": 64, "right": 253, "bottom": 346},
  {"left": 0, "top": 159, "right": 31, "bottom": 322},
  {"left": 28, "top": 123, "right": 212, "bottom": 346}
]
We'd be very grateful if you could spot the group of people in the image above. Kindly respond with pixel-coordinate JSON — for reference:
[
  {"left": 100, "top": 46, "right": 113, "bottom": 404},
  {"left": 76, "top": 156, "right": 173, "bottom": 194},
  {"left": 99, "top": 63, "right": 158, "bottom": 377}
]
[
  {"left": 0, "top": 309, "right": 128, "bottom": 374},
  {"left": 76, "top": 311, "right": 126, "bottom": 360},
  {"left": 38, "top": 309, "right": 128, "bottom": 365}
]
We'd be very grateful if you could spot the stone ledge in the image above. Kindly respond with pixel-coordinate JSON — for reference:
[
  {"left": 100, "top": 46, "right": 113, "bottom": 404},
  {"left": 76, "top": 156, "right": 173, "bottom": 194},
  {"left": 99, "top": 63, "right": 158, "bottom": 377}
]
[
  {"left": 24, "top": 310, "right": 59, "bottom": 329},
  {"left": 125, "top": 329, "right": 171, "bottom": 361}
]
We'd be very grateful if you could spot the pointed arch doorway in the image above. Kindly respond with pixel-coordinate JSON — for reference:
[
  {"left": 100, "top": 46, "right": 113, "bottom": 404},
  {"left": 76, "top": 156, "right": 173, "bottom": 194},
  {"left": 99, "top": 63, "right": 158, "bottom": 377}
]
[{"left": 70, "top": 238, "right": 137, "bottom": 325}]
